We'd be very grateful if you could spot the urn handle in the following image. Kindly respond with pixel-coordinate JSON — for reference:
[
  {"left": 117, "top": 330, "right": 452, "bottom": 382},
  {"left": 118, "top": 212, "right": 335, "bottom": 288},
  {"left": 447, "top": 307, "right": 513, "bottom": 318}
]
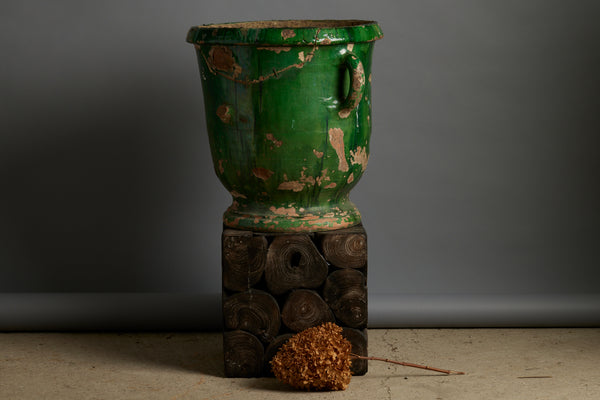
[{"left": 338, "top": 51, "right": 366, "bottom": 119}]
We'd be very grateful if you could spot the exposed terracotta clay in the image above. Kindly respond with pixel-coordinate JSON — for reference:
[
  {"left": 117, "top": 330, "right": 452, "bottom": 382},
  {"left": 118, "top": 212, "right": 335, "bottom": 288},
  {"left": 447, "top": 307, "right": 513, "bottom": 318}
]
[
  {"left": 328, "top": 128, "right": 349, "bottom": 172},
  {"left": 199, "top": 20, "right": 375, "bottom": 29},
  {"left": 350, "top": 146, "right": 369, "bottom": 172},
  {"left": 253, "top": 167, "right": 275, "bottom": 181},
  {"left": 266, "top": 133, "right": 283, "bottom": 147},
  {"left": 208, "top": 46, "right": 242, "bottom": 78},
  {"left": 299, "top": 169, "right": 316, "bottom": 186},
  {"left": 281, "top": 29, "right": 296, "bottom": 39},
  {"left": 216, "top": 104, "right": 232, "bottom": 123},
  {"left": 257, "top": 47, "right": 292, "bottom": 53},
  {"left": 269, "top": 205, "right": 299, "bottom": 217},
  {"left": 200, "top": 31, "right": 319, "bottom": 86},
  {"left": 338, "top": 109, "right": 351, "bottom": 119},
  {"left": 230, "top": 190, "right": 247, "bottom": 199},
  {"left": 278, "top": 181, "right": 305, "bottom": 192},
  {"left": 315, "top": 169, "right": 331, "bottom": 186}
]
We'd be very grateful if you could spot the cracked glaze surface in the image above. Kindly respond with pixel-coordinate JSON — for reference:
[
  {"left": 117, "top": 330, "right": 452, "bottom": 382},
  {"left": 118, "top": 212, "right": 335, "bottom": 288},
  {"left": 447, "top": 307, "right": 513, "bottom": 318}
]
[{"left": 187, "top": 20, "right": 382, "bottom": 232}]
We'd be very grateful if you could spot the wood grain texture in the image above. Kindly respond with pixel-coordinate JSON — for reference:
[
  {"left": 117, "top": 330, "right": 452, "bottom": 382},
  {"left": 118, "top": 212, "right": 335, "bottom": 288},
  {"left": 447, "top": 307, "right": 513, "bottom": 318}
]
[
  {"left": 343, "top": 327, "right": 368, "bottom": 375},
  {"left": 223, "top": 330, "right": 264, "bottom": 377},
  {"left": 323, "top": 269, "right": 368, "bottom": 328},
  {"left": 223, "top": 289, "right": 280, "bottom": 343},
  {"left": 263, "top": 333, "right": 294, "bottom": 376},
  {"left": 221, "top": 225, "right": 368, "bottom": 377},
  {"left": 222, "top": 230, "right": 268, "bottom": 291},
  {"left": 265, "top": 235, "right": 329, "bottom": 295},
  {"left": 319, "top": 225, "right": 367, "bottom": 269},
  {"left": 281, "top": 289, "right": 335, "bottom": 332}
]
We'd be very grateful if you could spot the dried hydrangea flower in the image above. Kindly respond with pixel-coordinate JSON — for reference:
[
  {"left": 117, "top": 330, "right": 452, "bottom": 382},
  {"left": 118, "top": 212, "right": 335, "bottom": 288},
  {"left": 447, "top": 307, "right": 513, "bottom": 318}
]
[
  {"left": 270, "top": 322, "right": 465, "bottom": 391},
  {"left": 270, "top": 322, "right": 352, "bottom": 391}
]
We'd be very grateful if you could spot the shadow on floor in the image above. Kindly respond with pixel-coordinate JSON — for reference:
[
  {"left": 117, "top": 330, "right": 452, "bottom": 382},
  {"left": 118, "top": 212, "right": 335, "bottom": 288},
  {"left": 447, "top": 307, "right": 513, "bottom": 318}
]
[
  {"left": 240, "top": 378, "right": 298, "bottom": 392},
  {"left": 235, "top": 372, "right": 451, "bottom": 393},
  {"left": 25, "top": 331, "right": 459, "bottom": 387},
  {"left": 36, "top": 332, "right": 225, "bottom": 377}
]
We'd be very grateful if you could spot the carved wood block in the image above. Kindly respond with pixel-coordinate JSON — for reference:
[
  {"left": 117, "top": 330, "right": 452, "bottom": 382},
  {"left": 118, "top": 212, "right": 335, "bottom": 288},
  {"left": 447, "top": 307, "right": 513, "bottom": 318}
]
[{"left": 222, "top": 224, "right": 368, "bottom": 377}]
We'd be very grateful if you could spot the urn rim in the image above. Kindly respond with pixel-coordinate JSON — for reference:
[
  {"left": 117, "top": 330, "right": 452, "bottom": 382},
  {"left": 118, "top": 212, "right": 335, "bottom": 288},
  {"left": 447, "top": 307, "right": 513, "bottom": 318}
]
[{"left": 186, "top": 19, "right": 383, "bottom": 46}]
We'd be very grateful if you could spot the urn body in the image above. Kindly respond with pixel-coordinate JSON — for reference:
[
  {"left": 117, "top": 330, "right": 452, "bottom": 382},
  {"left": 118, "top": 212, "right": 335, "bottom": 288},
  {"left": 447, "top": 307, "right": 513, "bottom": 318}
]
[{"left": 186, "top": 20, "right": 382, "bottom": 232}]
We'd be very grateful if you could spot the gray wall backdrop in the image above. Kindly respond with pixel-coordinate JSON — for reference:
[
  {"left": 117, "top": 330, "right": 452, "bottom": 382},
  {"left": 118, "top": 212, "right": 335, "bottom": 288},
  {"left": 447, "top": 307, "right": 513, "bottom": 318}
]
[{"left": 2, "top": 0, "right": 599, "bottom": 329}]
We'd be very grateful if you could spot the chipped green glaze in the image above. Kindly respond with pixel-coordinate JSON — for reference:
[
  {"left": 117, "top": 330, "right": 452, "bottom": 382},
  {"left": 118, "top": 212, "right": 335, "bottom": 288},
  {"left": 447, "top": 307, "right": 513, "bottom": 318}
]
[{"left": 186, "top": 20, "right": 382, "bottom": 232}]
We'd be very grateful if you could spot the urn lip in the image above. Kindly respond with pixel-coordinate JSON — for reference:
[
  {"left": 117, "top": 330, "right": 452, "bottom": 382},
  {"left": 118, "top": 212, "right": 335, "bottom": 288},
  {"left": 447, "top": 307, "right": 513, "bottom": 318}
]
[{"left": 186, "top": 19, "right": 383, "bottom": 47}]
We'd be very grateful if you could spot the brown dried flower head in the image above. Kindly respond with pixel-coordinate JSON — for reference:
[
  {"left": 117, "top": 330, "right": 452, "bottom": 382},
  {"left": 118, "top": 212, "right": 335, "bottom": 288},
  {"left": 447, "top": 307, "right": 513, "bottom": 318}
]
[{"left": 270, "top": 322, "right": 352, "bottom": 391}]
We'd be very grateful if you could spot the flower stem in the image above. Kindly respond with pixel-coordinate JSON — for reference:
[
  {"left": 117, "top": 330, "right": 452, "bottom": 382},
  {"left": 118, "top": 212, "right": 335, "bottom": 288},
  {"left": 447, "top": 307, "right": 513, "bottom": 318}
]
[{"left": 350, "top": 354, "right": 464, "bottom": 375}]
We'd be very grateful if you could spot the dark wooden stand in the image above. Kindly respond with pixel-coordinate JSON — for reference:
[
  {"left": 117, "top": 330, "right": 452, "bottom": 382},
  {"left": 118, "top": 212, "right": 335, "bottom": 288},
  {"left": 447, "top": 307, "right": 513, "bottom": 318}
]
[{"left": 222, "top": 224, "right": 368, "bottom": 377}]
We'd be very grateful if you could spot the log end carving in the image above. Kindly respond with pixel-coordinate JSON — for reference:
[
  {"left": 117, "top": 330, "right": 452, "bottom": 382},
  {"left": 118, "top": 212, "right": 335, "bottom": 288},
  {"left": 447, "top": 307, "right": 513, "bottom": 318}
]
[
  {"left": 263, "top": 334, "right": 293, "bottom": 376},
  {"left": 343, "top": 327, "right": 368, "bottom": 375},
  {"left": 265, "top": 235, "right": 329, "bottom": 295},
  {"left": 223, "top": 289, "right": 280, "bottom": 343},
  {"left": 323, "top": 269, "right": 368, "bottom": 329},
  {"left": 224, "top": 330, "right": 264, "bottom": 377},
  {"left": 320, "top": 225, "right": 367, "bottom": 269},
  {"left": 281, "top": 289, "right": 335, "bottom": 332},
  {"left": 222, "top": 226, "right": 368, "bottom": 377},
  {"left": 223, "top": 231, "right": 268, "bottom": 291}
]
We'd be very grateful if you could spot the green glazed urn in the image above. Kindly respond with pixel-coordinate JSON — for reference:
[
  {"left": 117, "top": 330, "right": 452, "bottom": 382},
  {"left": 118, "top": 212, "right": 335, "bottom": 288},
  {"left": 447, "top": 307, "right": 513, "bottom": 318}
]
[{"left": 186, "top": 20, "right": 383, "bottom": 232}]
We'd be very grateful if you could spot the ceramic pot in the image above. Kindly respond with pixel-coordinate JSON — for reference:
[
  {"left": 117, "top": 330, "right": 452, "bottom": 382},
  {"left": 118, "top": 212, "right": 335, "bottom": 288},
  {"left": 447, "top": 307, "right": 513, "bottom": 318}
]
[{"left": 186, "top": 20, "right": 382, "bottom": 232}]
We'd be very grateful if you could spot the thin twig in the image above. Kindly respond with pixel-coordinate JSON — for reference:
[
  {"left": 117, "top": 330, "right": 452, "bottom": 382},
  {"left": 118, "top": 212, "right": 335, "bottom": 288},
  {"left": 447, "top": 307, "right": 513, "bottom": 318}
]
[{"left": 350, "top": 353, "right": 465, "bottom": 375}]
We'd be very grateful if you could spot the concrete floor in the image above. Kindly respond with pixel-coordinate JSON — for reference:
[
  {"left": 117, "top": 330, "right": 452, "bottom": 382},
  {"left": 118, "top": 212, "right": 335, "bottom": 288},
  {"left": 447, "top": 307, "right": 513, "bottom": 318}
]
[{"left": 1, "top": 329, "right": 599, "bottom": 400}]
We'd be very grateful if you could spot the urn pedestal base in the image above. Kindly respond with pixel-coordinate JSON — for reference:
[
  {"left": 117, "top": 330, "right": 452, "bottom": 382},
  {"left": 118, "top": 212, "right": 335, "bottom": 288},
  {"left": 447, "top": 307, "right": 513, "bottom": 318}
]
[{"left": 222, "top": 224, "right": 369, "bottom": 378}]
